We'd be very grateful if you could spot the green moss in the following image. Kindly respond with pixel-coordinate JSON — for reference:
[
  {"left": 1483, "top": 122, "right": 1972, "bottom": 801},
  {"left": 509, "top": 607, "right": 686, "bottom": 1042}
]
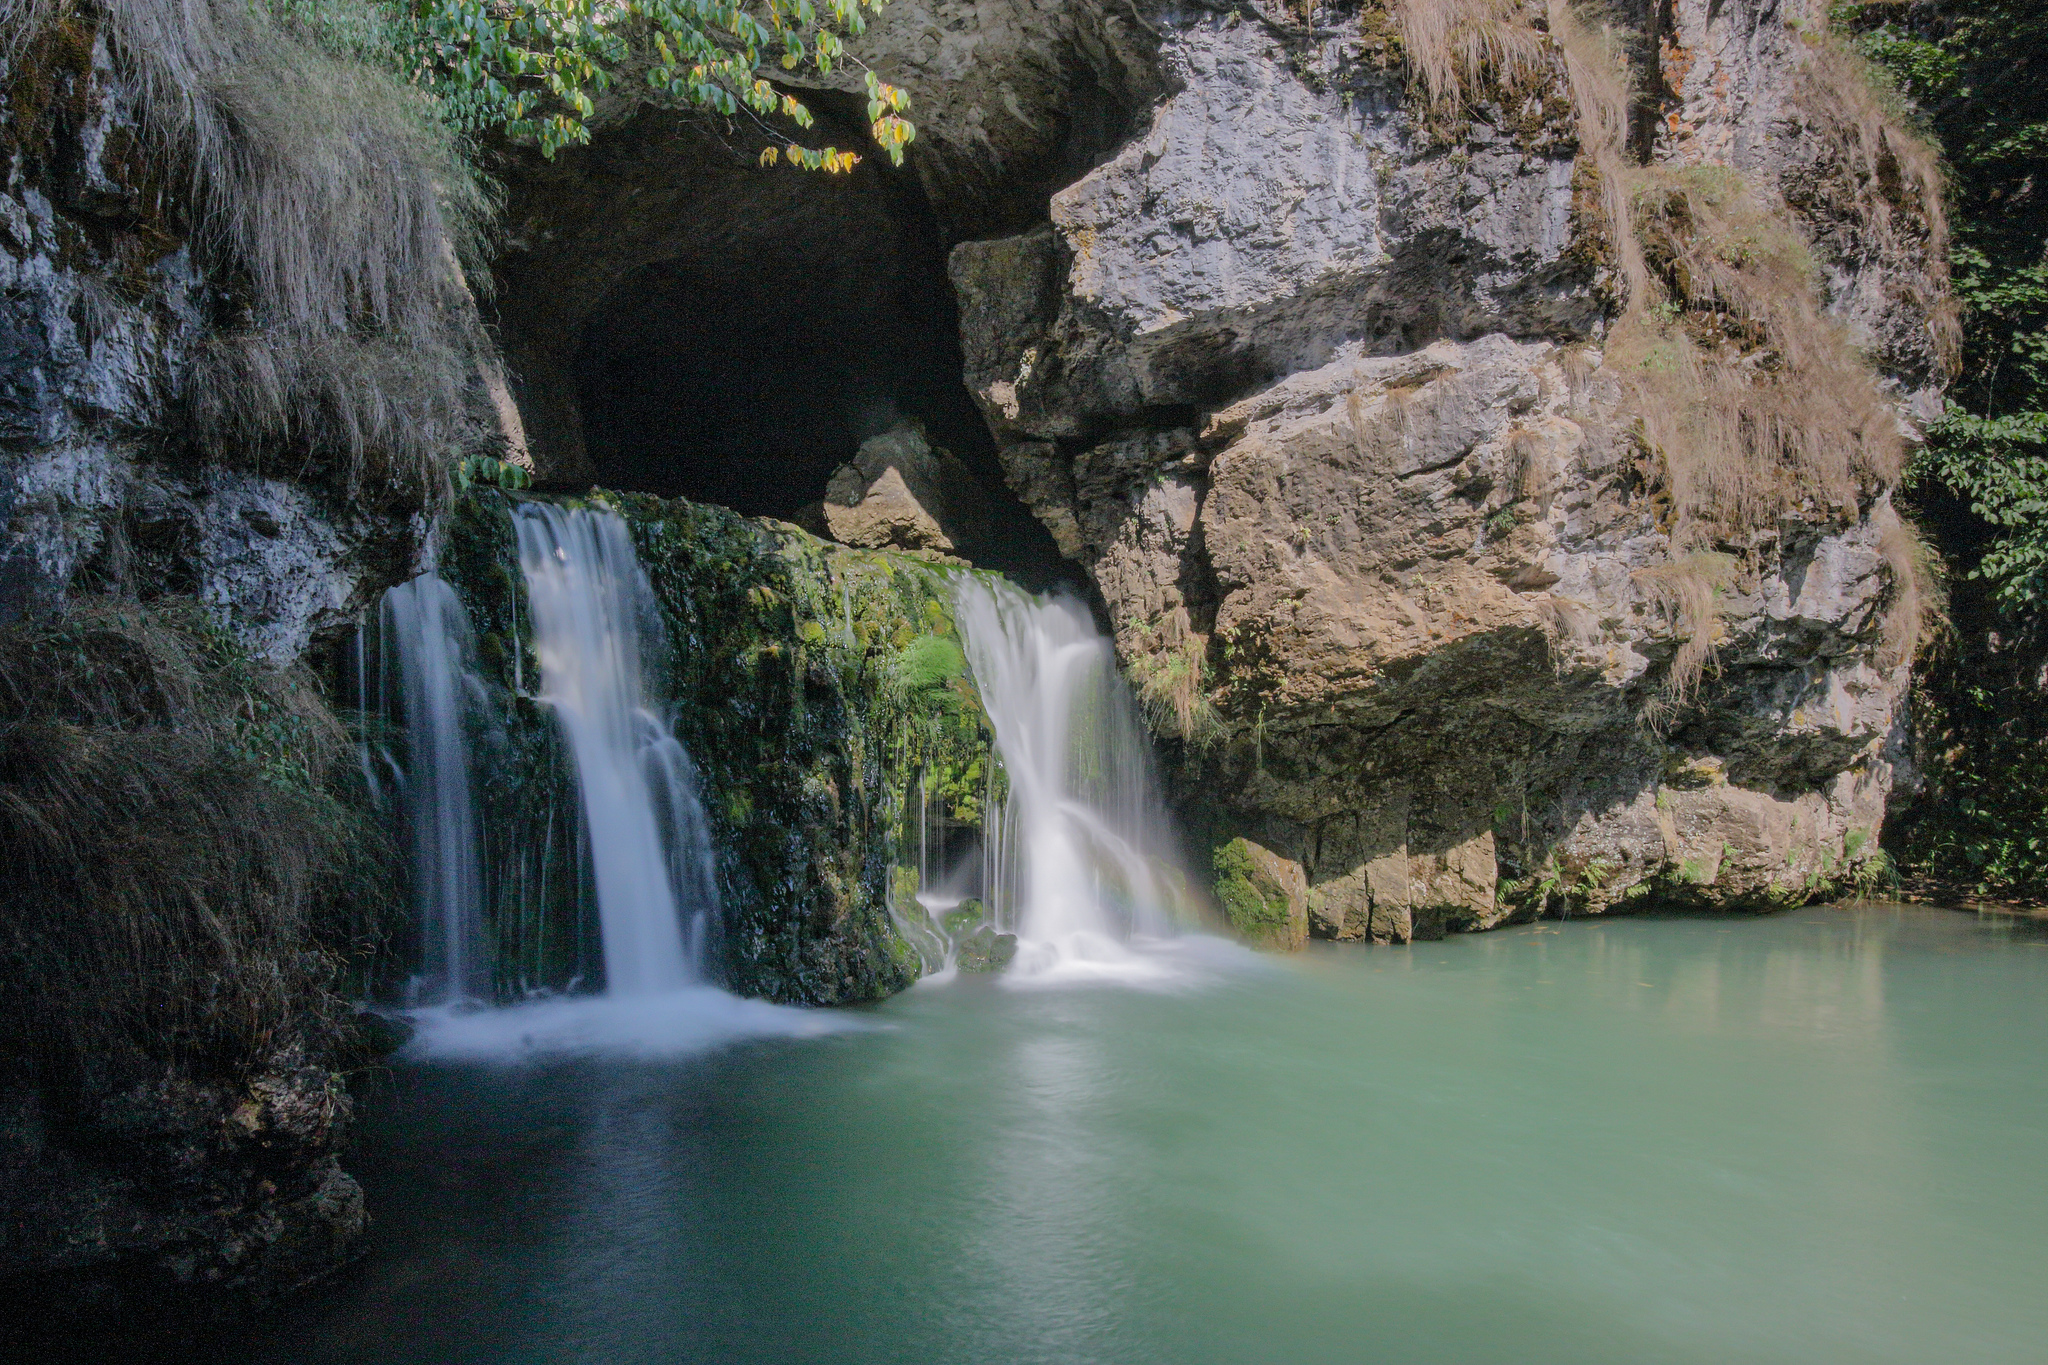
[
  {"left": 1212, "top": 838, "right": 1291, "bottom": 936},
  {"left": 436, "top": 487, "right": 1007, "bottom": 1006}
]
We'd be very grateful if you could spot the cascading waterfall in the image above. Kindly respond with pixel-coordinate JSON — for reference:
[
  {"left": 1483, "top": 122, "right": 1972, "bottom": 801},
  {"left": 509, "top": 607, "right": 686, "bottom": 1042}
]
[
  {"left": 382, "top": 574, "right": 489, "bottom": 1005},
  {"left": 955, "top": 579, "right": 1193, "bottom": 974},
  {"left": 514, "top": 502, "right": 719, "bottom": 996}
]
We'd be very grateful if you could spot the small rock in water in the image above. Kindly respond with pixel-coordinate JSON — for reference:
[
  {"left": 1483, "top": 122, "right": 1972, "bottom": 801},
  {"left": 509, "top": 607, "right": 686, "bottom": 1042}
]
[
  {"left": 955, "top": 924, "right": 1017, "bottom": 973},
  {"left": 943, "top": 898, "right": 987, "bottom": 938},
  {"left": 336, "top": 1008, "right": 415, "bottom": 1067}
]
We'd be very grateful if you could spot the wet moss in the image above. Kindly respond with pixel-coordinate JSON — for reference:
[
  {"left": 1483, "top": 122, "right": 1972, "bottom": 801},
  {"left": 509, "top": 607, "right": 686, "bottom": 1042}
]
[{"left": 437, "top": 488, "right": 1005, "bottom": 1006}]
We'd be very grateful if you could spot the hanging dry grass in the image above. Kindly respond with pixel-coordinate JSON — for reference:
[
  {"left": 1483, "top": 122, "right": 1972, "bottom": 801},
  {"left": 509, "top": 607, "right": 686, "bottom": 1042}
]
[
  {"left": 1130, "top": 606, "right": 1225, "bottom": 750},
  {"left": 1793, "top": 35, "right": 1959, "bottom": 377},
  {"left": 0, "top": 0, "right": 498, "bottom": 501},
  {"left": 1610, "top": 166, "right": 1906, "bottom": 545},
  {"left": 0, "top": 0, "right": 492, "bottom": 341},
  {"left": 1631, "top": 551, "right": 1738, "bottom": 707},
  {"left": 0, "top": 597, "right": 387, "bottom": 1097},
  {"left": 1873, "top": 502, "right": 1946, "bottom": 670},
  {"left": 186, "top": 329, "right": 488, "bottom": 503},
  {"left": 1390, "top": 0, "right": 1554, "bottom": 119}
]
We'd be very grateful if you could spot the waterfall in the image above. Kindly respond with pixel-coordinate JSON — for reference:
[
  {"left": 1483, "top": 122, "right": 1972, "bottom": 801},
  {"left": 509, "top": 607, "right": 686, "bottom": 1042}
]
[
  {"left": 514, "top": 503, "right": 718, "bottom": 996},
  {"left": 955, "top": 579, "right": 1192, "bottom": 974},
  {"left": 383, "top": 574, "right": 489, "bottom": 1005}
]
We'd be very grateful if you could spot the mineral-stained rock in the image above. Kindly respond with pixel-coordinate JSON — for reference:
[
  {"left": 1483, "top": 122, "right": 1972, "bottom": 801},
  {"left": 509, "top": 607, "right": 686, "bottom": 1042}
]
[{"left": 947, "top": 0, "right": 1940, "bottom": 938}]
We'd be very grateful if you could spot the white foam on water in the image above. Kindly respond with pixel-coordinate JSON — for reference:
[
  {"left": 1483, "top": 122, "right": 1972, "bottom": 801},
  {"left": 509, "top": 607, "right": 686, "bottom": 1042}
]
[
  {"left": 406, "top": 987, "right": 866, "bottom": 1063},
  {"left": 999, "top": 931, "right": 1270, "bottom": 992}
]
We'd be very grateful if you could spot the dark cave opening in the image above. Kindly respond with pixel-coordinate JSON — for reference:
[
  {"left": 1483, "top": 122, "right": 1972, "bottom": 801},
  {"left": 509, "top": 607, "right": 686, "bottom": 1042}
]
[{"left": 566, "top": 147, "right": 1074, "bottom": 588}]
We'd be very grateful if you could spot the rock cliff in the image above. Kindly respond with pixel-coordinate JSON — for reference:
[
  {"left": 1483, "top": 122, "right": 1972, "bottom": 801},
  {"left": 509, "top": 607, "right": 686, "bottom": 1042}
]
[
  {"left": 929, "top": 0, "right": 1945, "bottom": 937},
  {"left": 0, "top": 4, "right": 501, "bottom": 1316}
]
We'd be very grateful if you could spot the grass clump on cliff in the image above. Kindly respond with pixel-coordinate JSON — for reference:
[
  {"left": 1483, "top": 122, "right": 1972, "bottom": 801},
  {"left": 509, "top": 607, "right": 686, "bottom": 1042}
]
[
  {"left": 0, "top": 597, "right": 390, "bottom": 1099},
  {"left": 0, "top": 0, "right": 503, "bottom": 505},
  {"left": 1382, "top": 0, "right": 1948, "bottom": 704}
]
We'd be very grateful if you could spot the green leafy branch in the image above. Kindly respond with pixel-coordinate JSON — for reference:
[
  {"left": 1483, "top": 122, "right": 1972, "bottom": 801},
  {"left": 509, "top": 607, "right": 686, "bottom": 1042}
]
[{"left": 378, "top": 0, "right": 914, "bottom": 164}]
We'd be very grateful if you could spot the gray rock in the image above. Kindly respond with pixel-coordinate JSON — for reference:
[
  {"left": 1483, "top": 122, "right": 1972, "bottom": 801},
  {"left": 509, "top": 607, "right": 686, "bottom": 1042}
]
[{"left": 945, "top": 0, "right": 1942, "bottom": 934}]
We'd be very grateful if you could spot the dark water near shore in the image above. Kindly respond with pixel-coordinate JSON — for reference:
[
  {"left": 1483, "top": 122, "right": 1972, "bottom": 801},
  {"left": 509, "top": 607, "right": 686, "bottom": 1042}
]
[{"left": 241, "top": 905, "right": 2048, "bottom": 1364}]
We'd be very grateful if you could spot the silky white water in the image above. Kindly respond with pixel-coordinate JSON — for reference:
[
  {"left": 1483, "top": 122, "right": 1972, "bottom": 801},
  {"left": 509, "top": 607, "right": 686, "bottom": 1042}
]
[
  {"left": 955, "top": 578, "right": 1195, "bottom": 979},
  {"left": 382, "top": 574, "right": 488, "bottom": 1005},
  {"left": 513, "top": 503, "right": 718, "bottom": 996}
]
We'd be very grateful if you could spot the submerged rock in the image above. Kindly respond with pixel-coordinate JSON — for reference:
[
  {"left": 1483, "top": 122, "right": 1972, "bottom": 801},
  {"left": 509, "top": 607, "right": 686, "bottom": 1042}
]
[{"left": 954, "top": 924, "right": 1019, "bottom": 973}]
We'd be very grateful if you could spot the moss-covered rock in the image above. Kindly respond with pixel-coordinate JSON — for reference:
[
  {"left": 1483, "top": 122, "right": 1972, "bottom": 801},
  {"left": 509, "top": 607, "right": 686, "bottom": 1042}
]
[
  {"left": 954, "top": 924, "right": 1018, "bottom": 973},
  {"left": 1212, "top": 837, "right": 1308, "bottom": 951},
  {"left": 437, "top": 487, "right": 1006, "bottom": 1006}
]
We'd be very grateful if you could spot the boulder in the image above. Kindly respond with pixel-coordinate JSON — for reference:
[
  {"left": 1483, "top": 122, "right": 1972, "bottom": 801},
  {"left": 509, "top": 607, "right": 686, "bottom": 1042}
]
[{"left": 822, "top": 423, "right": 990, "bottom": 560}]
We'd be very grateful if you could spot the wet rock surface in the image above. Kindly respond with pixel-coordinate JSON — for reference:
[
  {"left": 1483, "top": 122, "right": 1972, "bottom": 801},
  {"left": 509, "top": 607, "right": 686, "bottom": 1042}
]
[{"left": 0, "top": 1051, "right": 363, "bottom": 1333}]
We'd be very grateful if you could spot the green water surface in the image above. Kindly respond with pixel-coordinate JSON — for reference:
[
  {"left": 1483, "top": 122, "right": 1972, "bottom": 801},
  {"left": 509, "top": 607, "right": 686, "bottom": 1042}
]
[{"left": 251, "top": 905, "right": 2048, "bottom": 1364}]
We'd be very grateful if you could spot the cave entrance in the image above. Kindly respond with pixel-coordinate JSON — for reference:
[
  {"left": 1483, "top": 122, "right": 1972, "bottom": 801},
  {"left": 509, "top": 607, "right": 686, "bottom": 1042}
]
[
  {"left": 495, "top": 105, "right": 1070, "bottom": 585},
  {"left": 573, "top": 228, "right": 988, "bottom": 527}
]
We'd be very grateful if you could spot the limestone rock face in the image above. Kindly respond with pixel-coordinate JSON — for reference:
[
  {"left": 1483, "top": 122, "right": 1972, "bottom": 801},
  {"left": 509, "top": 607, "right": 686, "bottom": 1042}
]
[
  {"left": 948, "top": 0, "right": 1940, "bottom": 937},
  {"left": 0, "top": 34, "right": 452, "bottom": 1308},
  {"left": 0, "top": 36, "right": 425, "bottom": 659}
]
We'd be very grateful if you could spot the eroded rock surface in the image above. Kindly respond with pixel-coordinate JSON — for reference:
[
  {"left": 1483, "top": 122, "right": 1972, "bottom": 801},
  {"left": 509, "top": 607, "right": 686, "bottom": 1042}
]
[
  {"left": 0, "top": 33, "right": 432, "bottom": 658},
  {"left": 948, "top": 0, "right": 1937, "bottom": 938},
  {"left": 0, "top": 1051, "right": 364, "bottom": 1322}
]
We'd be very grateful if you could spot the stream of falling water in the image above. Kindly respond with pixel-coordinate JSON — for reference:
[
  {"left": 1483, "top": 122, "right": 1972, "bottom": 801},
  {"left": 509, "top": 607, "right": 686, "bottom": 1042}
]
[
  {"left": 955, "top": 578, "right": 1197, "bottom": 981},
  {"left": 381, "top": 574, "right": 488, "bottom": 1005},
  {"left": 513, "top": 503, "right": 718, "bottom": 994},
  {"left": 379, "top": 504, "right": 849, "bottom": 1060}
]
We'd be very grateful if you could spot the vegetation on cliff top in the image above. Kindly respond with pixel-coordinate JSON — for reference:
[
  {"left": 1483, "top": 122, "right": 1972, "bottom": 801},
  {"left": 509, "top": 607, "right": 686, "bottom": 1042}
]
[{"left": 1374, "top": 0, "right": 1945, "bottom": 708}]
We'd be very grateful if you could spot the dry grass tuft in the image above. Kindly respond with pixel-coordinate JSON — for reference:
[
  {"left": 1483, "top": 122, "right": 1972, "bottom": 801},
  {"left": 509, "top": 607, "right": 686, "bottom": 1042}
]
[
  {"left": 1533, "top": 593, "right": 1603, "bottom": 668},
  {"left": 0, "top": 597, "right": 384, "bottom": 1096},
  {"left": 1130, "top": 607, "right": 1225, "bottom": 750},
  {"left": 1632, "top": 551, "right": 1738, "bottom": 708},
  {"left": 1391, "top": 0, "right": 1554, "bottom": 119},
  {"left": 186, "top": 330, "right": 488, "bottom": 503},
  {"left": 0, "top": 0, "right": 498, "bottom": 501},
  {"left": 1545, "top": 0, "right": 1649, "bottom": 302},
  {"left": 1873, "top": 502, "right": 1946, "bottom": 670},
  {"left": 1609, "top": 166, "right": 1906, "bottom": 546},
  {"left": 1795, "top": 36, "right": 1959, "bottom": 377}
]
